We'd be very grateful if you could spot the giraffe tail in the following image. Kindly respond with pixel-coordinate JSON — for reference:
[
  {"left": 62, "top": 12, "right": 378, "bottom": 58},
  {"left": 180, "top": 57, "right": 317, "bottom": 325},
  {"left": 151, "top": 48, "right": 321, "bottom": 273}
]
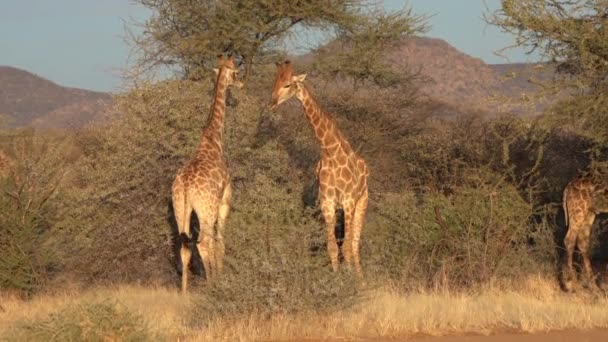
[
  {"left": 562, "top": 186, "right": 569, "bottom": 228},
  {"left": 180, "top": 189, "right": 191, "bottom": 243}
]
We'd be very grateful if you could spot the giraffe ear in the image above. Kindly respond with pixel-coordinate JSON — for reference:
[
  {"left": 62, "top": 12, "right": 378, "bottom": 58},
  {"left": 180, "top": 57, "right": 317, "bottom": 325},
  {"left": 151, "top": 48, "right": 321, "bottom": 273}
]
[
  {"left": 213, "top": 68, "right": 219, "bottom": 76},
  {"left": 293, "top": 73, "right": 307, "bottom": 83}
]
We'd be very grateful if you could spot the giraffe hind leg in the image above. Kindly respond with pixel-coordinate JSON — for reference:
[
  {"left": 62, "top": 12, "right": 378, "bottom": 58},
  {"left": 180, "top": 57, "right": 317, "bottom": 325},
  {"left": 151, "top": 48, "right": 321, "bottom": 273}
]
[
  {"left": 194, "top": 203, "right": 218, "bottom": 281},
  {"left": 180, "top": 232, "right": 192, "bottom": 293},
  {"left": 172, "top": 186, "right": 193, "bottom": 293},
  {"left": 578, "top": 212, "right": 597, "bottom": 289},
  {"left": 563, "top": 226, "right": 577, "bottom": 292},
  {"left": 563, "top": 207, "right": 585, "bottom": 292}
]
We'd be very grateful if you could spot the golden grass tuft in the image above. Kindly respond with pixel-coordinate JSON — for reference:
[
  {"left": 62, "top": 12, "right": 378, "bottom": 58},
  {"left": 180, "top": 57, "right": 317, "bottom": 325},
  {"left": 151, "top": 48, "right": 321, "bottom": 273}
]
[{"left": 2, "top": 275, "right": 608, "bottom": 341}]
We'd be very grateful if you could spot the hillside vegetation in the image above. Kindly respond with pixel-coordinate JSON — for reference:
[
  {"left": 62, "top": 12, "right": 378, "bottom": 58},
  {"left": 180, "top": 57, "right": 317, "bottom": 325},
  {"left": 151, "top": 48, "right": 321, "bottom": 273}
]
[{"left": 0, "top": 66, "right": 110, "bottom": 129}]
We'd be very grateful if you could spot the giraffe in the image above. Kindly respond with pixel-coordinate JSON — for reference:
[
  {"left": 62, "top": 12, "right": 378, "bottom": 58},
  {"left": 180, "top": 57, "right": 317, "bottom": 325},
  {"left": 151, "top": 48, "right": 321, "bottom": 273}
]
[
  {"left": 172, "top": 54, "right": 242, "bottom": 292},
  {"left": 268, "top": 61, "right": 369, "bottom": 276},
  {"left": 562, "top": 172, "right": 608, "bottom": 291}
]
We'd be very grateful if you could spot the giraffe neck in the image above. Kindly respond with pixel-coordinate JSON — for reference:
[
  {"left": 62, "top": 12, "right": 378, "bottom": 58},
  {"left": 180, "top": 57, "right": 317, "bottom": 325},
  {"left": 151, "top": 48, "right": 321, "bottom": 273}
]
[
  {"left": 296, "top": 84, "right": 353, "bottom": 154},
  {"left": 199, "top": 70, "right": 229, "bottom": 152}
]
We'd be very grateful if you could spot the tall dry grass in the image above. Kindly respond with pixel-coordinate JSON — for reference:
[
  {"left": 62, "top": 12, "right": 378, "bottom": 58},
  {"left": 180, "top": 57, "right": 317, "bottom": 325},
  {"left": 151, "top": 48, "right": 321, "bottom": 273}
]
[{"left": 2, "top": 276, "right": 608, "bottom": 341}]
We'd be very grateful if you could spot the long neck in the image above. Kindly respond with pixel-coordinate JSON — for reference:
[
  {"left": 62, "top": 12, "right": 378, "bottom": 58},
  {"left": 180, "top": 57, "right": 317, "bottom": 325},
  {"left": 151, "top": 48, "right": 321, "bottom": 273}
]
[
  {"left": 202, "top": 70, "right": 229, "bottom": 145},
  {"left": 296, "top": 84, "right": 351, "bottom": 153}
]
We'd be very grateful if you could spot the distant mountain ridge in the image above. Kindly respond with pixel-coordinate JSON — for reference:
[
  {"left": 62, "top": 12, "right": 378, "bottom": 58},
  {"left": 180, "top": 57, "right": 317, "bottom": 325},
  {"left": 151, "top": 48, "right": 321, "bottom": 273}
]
[
  {"left": 0, "top": 66, "right": 111, "bottom": 129},
  {"left": 389, "top": 37, "right": 555, "bottom": 115},
  {"left": 0, "top": 37, "right": 556, "bottom": 130}
]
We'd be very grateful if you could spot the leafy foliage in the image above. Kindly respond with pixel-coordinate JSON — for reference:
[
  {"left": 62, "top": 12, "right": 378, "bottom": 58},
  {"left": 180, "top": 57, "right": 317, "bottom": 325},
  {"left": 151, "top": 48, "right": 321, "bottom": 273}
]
[
  {"left": 130, "top": 0, "right": 427, "bottom": 81},
  {"left": 54, "top": 80, "right": 221, "bottom": 284},
  {"left": 7, "top": 0, "right": 608, "bottom": 315},
  {"left": 365, "top": 170, "right": 556, "bottom": 289},
  {"left": 488, "top": 0, "right": 608, "bottom": 143},
  {"left": 0, "top": 130, "right": 73, "bottom": 294},
  {"left": 312, "top": 7, "right": 428, "bottom": 87}
]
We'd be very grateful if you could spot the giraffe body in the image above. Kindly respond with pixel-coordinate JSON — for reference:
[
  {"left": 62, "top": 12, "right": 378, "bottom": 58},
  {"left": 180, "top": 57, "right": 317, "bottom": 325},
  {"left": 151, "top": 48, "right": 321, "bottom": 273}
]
[
  {"left": 172, "top": 55, "right": 242, "bottom": 292},
  {"left": 562, "top": 172, "right": 608, "bottom": 291},
  {"left": 269, "top": 61, "right": 369, "bottom": 275}
]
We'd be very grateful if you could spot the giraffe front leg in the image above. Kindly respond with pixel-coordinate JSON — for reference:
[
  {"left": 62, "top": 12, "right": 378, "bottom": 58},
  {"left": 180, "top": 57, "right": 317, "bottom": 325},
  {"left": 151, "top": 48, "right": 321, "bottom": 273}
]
[
  {"left": 351, "top": 190, "right": 368, "bottom": 277},
  {"left": 342, "top": 204, "right": 355, "bottom": 270},
  {"left": 215, "top": 183, "right": 232, "bottom": 274},
  {"left": 321, "top": 202, "right": 339, "bottom": 272}
]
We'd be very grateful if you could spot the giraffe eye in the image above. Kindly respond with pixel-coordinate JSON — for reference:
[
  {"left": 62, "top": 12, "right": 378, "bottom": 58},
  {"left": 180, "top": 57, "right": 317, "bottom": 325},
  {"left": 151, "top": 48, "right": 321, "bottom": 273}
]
[{"left": 283, "top": 84, "right": 291, "bottom": 88}]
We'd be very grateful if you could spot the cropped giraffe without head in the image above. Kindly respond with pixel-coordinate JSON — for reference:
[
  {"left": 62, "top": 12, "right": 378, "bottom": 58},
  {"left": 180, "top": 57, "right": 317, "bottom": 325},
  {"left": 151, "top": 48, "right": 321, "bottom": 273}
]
[
  {"left": 172, "top": 54, "right": 242, "bottom": 293},
  {"left": 562, "top": 172, "right": 608, "bottom": 291},
  {"left": 269, "top": 61, "right": 369, "bottom": 276}
]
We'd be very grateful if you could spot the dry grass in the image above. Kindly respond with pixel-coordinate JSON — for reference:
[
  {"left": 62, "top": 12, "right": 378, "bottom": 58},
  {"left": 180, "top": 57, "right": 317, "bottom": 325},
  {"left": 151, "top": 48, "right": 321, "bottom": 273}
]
[{"left": 2, "top": 275, "right": 608, "bottom": 341}]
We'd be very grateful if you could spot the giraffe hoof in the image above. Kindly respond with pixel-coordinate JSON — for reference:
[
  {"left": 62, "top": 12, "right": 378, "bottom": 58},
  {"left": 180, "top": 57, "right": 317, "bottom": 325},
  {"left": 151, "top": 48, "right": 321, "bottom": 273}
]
[{"left": 561, "top": 278, "right": 575, "bottom": 293}]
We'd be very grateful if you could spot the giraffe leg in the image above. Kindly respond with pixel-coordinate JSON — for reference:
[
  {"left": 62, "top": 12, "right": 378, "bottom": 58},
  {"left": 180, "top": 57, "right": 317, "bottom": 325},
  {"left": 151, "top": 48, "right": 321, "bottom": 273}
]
[
  {"left": 351, "top": 190, "right": 368, "bottom": 277},
  {"left": 197, "top": 227, "right": 214, "bottom": 281},
  {"left": 215, "top": 183, "right": 232, "bottom": 274},
  {"left": 172, "top": 185, "right": 193, "bottom": 293},
  {"left": 180, "top": 234, "right": 192, "bottom": 293},
  {"left": 321, "top": 201, "right": 339, "bottom": 272},
  {"left": 342, "top": 204, "right": 355, "bottom": 270},
  {"left": 563, "top": 223, "right": 578, "bottom": 292},
  {"left": 194, "top": 204, "right": 217, "bottom": 281},
  {"left": 578, "top": 212, "right": 596, "bottom": 289}
]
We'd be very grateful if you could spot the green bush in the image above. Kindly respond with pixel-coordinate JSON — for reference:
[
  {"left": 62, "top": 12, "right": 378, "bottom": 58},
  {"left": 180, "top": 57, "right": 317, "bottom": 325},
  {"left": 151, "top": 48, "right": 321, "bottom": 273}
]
[
  {"left": 364, "top": 168, "right": 556, "bottom": 289},
  {"left": 3, "top": 300, "right": 155, "bottom": 342},
  {"left": 35, "top": 67, "right": 601, "bottom": 312},
  {"left": 190, "top": 141, "right": 360, "bottom": 324},
  {"left": 0, "top": 130, "right": 73, "bottom": 294},
  {"left": 54, "top": 80, "right": 238, "bottom": 284}
]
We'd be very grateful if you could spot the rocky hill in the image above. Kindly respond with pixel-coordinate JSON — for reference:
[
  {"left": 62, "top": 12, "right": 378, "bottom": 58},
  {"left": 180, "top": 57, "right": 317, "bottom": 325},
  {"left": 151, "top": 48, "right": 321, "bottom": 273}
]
[
  {"left": 389, "top": 37, "right": 555, "bottom": 116},
  {"left": 0, "top": 66, "right": 111, "bottom": 129},
  {"left": 0, "top": 37, "right": 557, "bottom": 130}
]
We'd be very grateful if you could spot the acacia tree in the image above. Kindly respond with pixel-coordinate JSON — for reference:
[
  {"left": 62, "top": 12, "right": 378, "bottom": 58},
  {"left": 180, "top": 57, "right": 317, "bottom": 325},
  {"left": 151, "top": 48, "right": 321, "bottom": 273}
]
[
  {"left": 489, "top": 0, "right": 608, "bottom": 143},
  {"left": 130, "top": 0, "right": 427, "bottom": 82}
]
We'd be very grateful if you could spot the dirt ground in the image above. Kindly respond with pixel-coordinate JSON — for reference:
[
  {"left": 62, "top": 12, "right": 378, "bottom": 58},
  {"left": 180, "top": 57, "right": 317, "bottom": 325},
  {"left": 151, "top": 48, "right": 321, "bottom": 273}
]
[{"left": 404, "top": 329, "right": 608, "bottom": 342}]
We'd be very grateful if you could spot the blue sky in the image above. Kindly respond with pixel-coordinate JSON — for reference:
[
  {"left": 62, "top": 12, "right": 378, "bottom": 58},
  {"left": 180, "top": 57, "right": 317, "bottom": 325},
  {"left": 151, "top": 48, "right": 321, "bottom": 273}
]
[{"left": 0, "top": 0, "right": 537, "bottom": 92}]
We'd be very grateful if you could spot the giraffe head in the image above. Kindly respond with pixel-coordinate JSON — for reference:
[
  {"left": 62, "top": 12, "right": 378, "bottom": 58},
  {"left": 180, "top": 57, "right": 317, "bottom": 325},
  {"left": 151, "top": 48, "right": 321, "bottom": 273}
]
[
  {"left": 268, "top": 61, "right": 307, "bottom": 110},
  {"left": 214, "top": 54, "right": 244, "bottom": 89}
]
